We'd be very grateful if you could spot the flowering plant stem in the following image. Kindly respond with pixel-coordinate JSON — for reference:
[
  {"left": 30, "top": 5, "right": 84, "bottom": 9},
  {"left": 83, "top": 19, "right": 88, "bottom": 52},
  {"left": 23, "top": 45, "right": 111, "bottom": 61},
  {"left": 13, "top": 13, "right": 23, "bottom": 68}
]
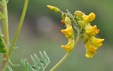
[
  {"left": 50, "top": 34, "right": 81, "bottom": 71},
  {"left": 8, "top": 0, "right": 28, "bottom": 57},
  {"left": 1, "top": 0, "right": 9, "bottom": 70},
  {"left": 0, "top": 0, "right": 28, "bottom": 70}
]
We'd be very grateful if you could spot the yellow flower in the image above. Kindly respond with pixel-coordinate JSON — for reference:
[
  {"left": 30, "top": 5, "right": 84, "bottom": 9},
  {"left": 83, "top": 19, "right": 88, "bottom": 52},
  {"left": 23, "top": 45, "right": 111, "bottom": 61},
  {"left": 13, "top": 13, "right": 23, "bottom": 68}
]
[
  {"left": 85, "top": 25, "right": 99, "bottom": 36},
  {"left": 85, "top": 40, "right": 97, "bottom": 58},
  {"left": 61, "top": 39, "right": 74, "bottom": 52},
  {"left": 85, "top": 40, "right": 97, "bottom": 52},
  {"left": 83, "top": 12, "right": 96, "bottom": 22},
  {"left": 61, "top": 26, "right": 73, "bottom": 38},
  {"left": 90, "top": 36, "right": 104, "bottom": 47}
]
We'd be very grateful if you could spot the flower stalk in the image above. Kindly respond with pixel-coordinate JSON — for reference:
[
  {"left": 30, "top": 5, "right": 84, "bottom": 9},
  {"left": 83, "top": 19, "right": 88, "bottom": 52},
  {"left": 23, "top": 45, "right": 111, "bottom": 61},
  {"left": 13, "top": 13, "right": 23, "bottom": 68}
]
[{"left": 50, "top": 34, "right": 81, "bottom": 71}]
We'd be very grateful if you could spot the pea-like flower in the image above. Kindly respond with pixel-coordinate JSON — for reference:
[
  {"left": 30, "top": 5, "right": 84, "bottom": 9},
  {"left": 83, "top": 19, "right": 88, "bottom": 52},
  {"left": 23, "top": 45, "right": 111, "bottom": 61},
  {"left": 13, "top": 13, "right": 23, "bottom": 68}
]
[
  {"left": 83, "top": 12, "right": 96, "bottom": 22},
  {"left": 61, "top": 40, "right": 74, "bottom": 52},
  {"left": 61, "top": 27, "right": 73, "bottom": 38},
  {"left": 47, "top": 6, "right": 104, "bottom": 58},
  {"left": 90, "top": 36, "right": 104, "bottom": 47},
  {"left": 61, "top": 16, "right": 75, "bottom": 52},
  {"left": 85, "top": 25, "right": 99, "bottom": 36},
  {"left": 76, "top": 11, "right": 104, "bottom": 58},
  {"left": 85, "top": 40, "right": 97, "bottom": 58}
]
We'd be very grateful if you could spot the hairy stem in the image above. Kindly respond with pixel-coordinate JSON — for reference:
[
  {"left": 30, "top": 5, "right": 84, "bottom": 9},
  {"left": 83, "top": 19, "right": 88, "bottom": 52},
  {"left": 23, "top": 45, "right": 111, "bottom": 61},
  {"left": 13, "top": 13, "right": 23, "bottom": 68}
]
[
  {"left": 0, "top": 0, "right": 28, "bottom": 70},
  {"left": 1, "top": 0, "right": 9, "bottom": 70},
  {"left": 9, "top": 0, "right": 28, "bottom": 56}
]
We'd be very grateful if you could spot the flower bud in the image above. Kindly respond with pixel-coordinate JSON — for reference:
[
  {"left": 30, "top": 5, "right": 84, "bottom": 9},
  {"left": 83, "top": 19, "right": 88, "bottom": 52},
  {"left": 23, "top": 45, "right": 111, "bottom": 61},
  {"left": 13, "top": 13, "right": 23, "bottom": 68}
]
[
  {"left": 78, "top": 21, "right": 86, "bottom": 29},
  {"left": 74, "top": 11, "right": 83, "bottom": 18},
  {"left": 61, "top": 13, "right": 66, "bottom": 24},
  {"left": 65, "top": 17, "right": 71, "bottom": 25},
  {"left": 62, "top": 13, "right": 66, "bottom": 20},
  {"left": 47, "top": 5, "right": 60, "bottom": 13}
]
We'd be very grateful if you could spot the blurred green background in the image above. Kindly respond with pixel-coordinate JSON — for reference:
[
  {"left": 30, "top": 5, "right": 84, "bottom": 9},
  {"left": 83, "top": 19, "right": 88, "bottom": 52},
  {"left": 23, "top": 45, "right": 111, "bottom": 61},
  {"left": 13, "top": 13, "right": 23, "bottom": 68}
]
[{"left": 0, "top": 0, "right": 113, "bottom": 71}]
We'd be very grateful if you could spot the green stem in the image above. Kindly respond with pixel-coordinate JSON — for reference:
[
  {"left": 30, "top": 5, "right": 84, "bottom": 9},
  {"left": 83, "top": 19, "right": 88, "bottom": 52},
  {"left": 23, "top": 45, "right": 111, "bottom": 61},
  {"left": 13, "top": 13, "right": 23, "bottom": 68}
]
[
  {"left": 2, "top": 0, "right": 9, "bottom": 51},
  {"left": 50, "top": 52, "right": 70, "bottom": 71},
  {"left": 0, "top": 0, "right": 9, "bottom": 70},
  {"left": 50, "top": 35, "right": 80, "bottom": 71},
  {"left": 8, "top": 0, "right": 28, "bottom": 56}
]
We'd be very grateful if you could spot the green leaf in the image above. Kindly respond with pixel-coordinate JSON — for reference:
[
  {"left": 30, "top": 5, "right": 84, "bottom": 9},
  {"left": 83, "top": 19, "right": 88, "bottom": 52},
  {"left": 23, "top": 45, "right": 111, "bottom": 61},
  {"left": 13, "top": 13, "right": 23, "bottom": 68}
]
[
  {"left": 0, "top": 30, "right": 7, "bottom": 53},
  {"left": 26, "top": 61, "right": 34, "bottom": 71},
  {"left": 30, "top": 55, "right": 40, "bottom": 71},
  {"left": 7, "top": 66, "right": 13, "bottom": 71},
  {"left": 24, "top": 59, "right": 27, "bottom": 71},
  {"left": 39, "top": 51, "right": 46, "bottom": 65},
  {"left": 21, "top": 59, "right": 25, "bottom": 69},
  {"left": 21, "top": 51, "right": 50, "bottom": 71},
  {"left": 34, "top": 53, "right": 43, "bottom": 69},
  {"left": 43, "top": 51, "right": 50, "bottom": 63}
]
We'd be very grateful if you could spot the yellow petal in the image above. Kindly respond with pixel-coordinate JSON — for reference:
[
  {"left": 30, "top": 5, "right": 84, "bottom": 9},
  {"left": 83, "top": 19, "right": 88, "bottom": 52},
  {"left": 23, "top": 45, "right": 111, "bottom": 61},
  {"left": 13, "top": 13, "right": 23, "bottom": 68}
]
[
  {"left": 85, "top": 40, "right": 97, "bottom": 58},
  {"left": 90, "top": 36, "right": 104, "bottom": 47},
  {"left": 85, "top": 49, "right": 95, "bottom": 58},
  {"left": 61, "top": 39, "right": 74, "bottom": 52},
  {"left": 84, "top": 12, "right": 96, "bottom": 22},
  {"left": 61, "top": 27, "right": 73, "bottom": 38}
]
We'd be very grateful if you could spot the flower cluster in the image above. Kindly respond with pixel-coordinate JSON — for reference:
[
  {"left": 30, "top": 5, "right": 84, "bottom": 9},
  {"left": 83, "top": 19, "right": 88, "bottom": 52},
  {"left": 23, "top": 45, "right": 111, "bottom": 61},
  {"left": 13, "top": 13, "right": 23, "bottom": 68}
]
[
  {"left": 75, "top": 11, "right": 104, "bottom": 58},
  {"left": 47, "top": 5, "right": 104, "bottom": 58},
  {"left": 60, "top": 14, "right": 75, "bottom": 52}
]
